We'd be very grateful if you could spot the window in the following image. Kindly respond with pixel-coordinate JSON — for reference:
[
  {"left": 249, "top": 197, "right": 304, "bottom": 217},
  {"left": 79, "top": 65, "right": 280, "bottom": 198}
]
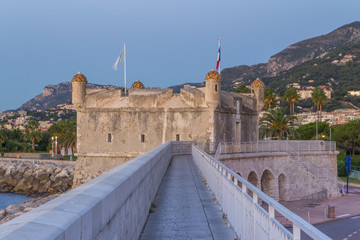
[
  {"left": 215, "top": 85, "right": 218, "bottom": 92},
  {"left": 176, "top": 134, "right": 180, "bottom": 141},
  {"left": 107, "top": 133, "right": 112, "bottom": 142},
  {"left": 141, "top": 134, "right": 145, "bottom": 143}
]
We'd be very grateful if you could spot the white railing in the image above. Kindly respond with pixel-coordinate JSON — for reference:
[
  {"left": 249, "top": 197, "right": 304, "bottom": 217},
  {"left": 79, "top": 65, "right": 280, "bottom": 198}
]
[
  {"left": 218, "top": 140, "right": 336, "bottom": 155},
  {"left": 192, "top": 144, "right": 331, "bottom": 240}
]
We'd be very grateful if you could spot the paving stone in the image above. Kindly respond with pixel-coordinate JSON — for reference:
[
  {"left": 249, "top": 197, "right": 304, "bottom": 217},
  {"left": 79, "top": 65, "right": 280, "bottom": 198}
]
[{"left": 140, "top": 155, "right": 236, "bottom": 240}]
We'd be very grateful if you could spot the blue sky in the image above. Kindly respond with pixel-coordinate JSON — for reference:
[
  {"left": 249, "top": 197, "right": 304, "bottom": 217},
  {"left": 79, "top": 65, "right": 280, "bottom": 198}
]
[{"left": 0, "top": 0, "right": 359, "bottom": 112}]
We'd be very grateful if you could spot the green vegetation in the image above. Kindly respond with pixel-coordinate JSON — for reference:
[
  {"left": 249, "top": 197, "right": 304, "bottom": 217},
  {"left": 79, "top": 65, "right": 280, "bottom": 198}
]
[
  {"left": 283, "top": 88, "right": 300, "bottom": 113},
  {"left": 0, "top": 117, "right": 76, "bottom": 157},
  {"left": 63, "top": 155, "right": 77, "bottom": 161},
  {"left": 24, "top": 120, "right": 42, "bottom": 150},
  {"left": 296, "top": 121, "right": 332, "bottom": 140},
  {"left": 264, "top": 88, "right": 277, "bottom": 110},
  {"left": 235, "top": 84, "right": 250, "bottom": 93},
  {"left": 259, "top": 109, "right": 298, "bottom": 140},
  {"left": 311, "top": 87, "right": 327, "bottom": 113},
  {"left": 28, "top": 109, "right": 76, "bottom": 122},
  {"left": 339, "top": 177, "right": 360, "bottom": 184},
  {"left": 333, "top": 119, "right": 360, "bottom": 156},
  {"left": 48, "top": 117, "right": 76, "bottom": 156},
  {"left": 261, "top": 44, "right": 360, "bottom": 110}
]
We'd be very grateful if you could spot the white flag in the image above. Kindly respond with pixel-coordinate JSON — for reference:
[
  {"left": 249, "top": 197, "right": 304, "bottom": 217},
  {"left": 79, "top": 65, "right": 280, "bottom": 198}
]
[{"left": 113, "top": 48, "right": 124, "bottom": 71}]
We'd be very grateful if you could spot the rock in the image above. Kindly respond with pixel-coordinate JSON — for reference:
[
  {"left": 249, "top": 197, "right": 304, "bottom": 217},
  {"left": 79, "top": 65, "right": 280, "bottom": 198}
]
[
  {"left": 13, "top": 179, "right": 27, "bottom": 192},
  {"left": 0, "top": 160, "right": 74, "bottom": 196},
  {"left": 34, "top": 169, "right": 49, "bottom": 181},
  {"left": 5, "top": 205, "right": 23, "bottom": 215},
  {"left": 0, "top": 193, "right": 63, "bottom": 224},
  {"left": 0, "top": 209, "right": 6, "bottom": 221}
]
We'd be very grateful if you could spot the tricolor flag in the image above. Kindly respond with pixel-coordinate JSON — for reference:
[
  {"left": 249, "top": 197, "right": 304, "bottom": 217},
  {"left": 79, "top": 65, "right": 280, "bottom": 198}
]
[
  {"left": 216, "top": 38, "right": 221, "bottom": 73},
  {"left": 113, "top": 48, "right": 124, "bottom": 71}
]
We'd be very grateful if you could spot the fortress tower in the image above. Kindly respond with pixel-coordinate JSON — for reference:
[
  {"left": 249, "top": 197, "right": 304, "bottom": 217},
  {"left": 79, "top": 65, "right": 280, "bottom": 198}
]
[
  {"left": 204, "top": 69, "right": 221, "bottom": 151},
  {"left": 72, "top": 72, "right": 88, "bottom": 111},
  {"left": 205, "top": 69, "right": 221, "bottom": 110},
  {"left": 251, "top": 78, "right": 265, "bottom": 112}
]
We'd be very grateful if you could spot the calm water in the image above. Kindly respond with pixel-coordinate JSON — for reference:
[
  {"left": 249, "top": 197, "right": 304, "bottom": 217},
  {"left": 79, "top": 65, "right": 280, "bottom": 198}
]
[{"left": 0, "top": 193, "right": 33, "bottom": 209}]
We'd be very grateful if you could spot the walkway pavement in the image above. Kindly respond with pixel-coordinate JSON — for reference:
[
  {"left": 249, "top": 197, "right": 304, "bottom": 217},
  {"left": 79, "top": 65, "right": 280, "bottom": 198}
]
[
  {"left": 140, "top": 155, "right": 235, "bottom": 240},
  {"left": 278, "top": 184, "right": 360, "bottom": 226}
]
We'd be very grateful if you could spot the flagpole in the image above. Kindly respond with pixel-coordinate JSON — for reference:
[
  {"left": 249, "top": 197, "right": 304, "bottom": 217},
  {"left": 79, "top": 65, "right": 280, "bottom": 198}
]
[
  {"left": 124, "top": 42, "right": 127, "bottom": 96},
  {"left": 218, "top": 38, "right": 221, "bottom": 73}
]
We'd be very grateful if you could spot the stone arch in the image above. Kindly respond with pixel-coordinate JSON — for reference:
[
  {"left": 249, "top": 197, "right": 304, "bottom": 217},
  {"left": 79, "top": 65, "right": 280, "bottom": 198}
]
[
  {"left": 247, "top": 171, "right": 259, "bottom": 197},
  {"left": 278, "top": 174, "right": 287, "bottom": 201},
  {"left": 247, "top": 171, "right": 258, "bottom": 187},
  {"left": 261, "top": 169, "right": 278, "bottom": 200}
]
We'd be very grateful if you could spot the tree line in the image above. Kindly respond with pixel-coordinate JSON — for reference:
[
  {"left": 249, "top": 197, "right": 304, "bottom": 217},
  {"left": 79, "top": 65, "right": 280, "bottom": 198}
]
[
  {"left": 0, "top": 117, "right": 76, "bottom": 155},
  {"left": 258, "top": 86, "right": 360, "bottom": 156}
]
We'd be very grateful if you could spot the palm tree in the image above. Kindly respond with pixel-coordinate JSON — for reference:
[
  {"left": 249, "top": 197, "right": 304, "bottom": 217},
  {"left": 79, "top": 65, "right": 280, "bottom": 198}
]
[
  {"left": 283, "top": 88, "right": 300, "bottom": 113},
  {"left": 311, "top": 87, "right": 327, "bottom": 114},
  {"left": 48, "top": 117, "right": 76, "bottom": 156},
  {"left": 260, "top": 109, "right": 298, "bottom": 140},
  {"left": 24, "top": 120, "right": 42, "bottom": 150},
  {"left": 264, "top": 88, "right": 278, "bottom": 110}
]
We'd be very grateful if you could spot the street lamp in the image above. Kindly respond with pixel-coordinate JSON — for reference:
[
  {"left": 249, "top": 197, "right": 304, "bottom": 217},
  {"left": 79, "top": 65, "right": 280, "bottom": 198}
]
[
  {"left": 55, "top": 136, "right": 58, "bottom": 156},
  {"left": 51, "top": 136, "right": 54, "bottom": 158}
]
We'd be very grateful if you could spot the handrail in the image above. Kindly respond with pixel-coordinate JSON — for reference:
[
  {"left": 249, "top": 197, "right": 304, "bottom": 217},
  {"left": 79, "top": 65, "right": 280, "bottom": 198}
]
[
  {"left": 217, "top": 140, "right": 336, "bottom": 156},
  {"left": 192, "top": 144, "right": 331, "bottom": 240}
]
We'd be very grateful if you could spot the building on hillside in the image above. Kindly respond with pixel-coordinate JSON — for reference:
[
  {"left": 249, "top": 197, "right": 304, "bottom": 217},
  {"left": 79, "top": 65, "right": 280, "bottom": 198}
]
[
  {"left": 295, "top": 109, "right": 360, "bottom": 126},
  {"left": 298, "top": 86, "right": 332, "bottom": 100},
  {"left": 72, "top": 70, "right": 264, "bottom": 185},
  {"left": 348, "top": 90, "right": 360, "bottom": 96}
]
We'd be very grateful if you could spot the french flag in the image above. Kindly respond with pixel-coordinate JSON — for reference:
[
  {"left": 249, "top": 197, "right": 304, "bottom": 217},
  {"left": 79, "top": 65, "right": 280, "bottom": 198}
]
[{"left": 216, "top": 38, "right": 221, "bottom": 73}]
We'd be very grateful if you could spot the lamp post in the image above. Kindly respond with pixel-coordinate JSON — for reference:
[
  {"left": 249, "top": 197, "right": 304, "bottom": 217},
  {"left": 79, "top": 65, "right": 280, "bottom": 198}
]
[
  {"left": 51, "top": 136, "right": 54, "bottom": 158},
  {"left": 55, "top": 136, "right": 58, "bottom": 156},
  {"left": 316, "top": 112, "right": 318, "bottom": 140}
]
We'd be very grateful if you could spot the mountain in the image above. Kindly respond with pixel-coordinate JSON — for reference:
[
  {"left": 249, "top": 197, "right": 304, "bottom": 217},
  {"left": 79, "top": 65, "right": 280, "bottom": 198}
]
[
  {"left": 18, "top": 82, "right": 116, "bottom": 111},
  {"left": 220, "top": 21, "right": 360, "bottom": 88},
  {"left": 263, "top": 43, "right": 360, "bottom": 109}
]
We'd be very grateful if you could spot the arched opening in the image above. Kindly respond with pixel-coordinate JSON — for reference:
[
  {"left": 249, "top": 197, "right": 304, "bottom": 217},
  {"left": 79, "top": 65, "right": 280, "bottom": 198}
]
[
  {"left": 247, "top": 171, "right": 258, "bottom": 197},
  {"left": 261, "top": 170, "right": 276, "bottom": 199},
  {"left": 278, "top": 174, "right": 287, "bottom": 201}
]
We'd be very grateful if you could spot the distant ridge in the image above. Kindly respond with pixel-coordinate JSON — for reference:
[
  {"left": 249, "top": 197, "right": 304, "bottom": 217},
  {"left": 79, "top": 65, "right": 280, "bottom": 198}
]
[
  {"left": 218, "top": 21, "right": 360, "bottom": 88},
  {"left": 17, "top": 82, "right": 117, "bottom": 111}
]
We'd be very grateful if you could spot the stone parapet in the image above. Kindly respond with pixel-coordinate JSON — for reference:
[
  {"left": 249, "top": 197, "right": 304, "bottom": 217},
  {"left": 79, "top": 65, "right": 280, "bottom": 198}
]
[{"left": 0, "top": 142, "right": 178, "bottom": 239}]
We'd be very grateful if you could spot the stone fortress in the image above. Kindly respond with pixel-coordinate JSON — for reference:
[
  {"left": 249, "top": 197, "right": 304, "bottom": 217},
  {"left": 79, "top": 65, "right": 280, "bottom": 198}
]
[
  {"left": 71, "top": 70, "right": 264, "bottom": 186},
  {"left": 71, "top": 70, "right": 338, "bottom": 201}
]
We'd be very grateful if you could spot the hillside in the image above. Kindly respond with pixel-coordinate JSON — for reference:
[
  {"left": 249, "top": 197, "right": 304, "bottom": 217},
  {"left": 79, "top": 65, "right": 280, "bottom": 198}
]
[
  {"left": 263, "top": 43, "right": 360, "bottom": 110},
  {"left": 18, "top": 82, "right": 117, "bottom": 111},
  {"left": 263, "top": 44, "right": 360, "bottom": 93},
  {"left": 220, "top": 21, "right": 360, "bottom": 88}
]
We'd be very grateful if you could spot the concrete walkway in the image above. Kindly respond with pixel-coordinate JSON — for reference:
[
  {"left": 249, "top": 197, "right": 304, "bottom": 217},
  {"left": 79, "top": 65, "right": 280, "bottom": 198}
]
[{"left": 140, "top": 155, "right": 235, "bottom": 240}]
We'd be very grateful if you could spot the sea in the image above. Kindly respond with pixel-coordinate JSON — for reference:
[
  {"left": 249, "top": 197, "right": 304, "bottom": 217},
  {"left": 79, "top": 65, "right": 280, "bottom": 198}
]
[{"left": 0, "top": 193, "right": 33, "bottom": 209}]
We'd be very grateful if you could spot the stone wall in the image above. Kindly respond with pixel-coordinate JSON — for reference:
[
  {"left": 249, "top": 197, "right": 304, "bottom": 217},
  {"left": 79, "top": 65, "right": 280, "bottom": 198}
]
[
  {"left": 0, "top": 159, "right": 74, "bottom": 196},
  {"left": 77, "top": 109, "right": 211, "bottom": 156},
  {"left": 72, "top": 154, "right": 136, "bottom": 187},
  {"left": 0, "top": 142, "right": 185, "bottom": 240},
  {"left": 220, "top": 151, "right": 339, "bottom": 200}
]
